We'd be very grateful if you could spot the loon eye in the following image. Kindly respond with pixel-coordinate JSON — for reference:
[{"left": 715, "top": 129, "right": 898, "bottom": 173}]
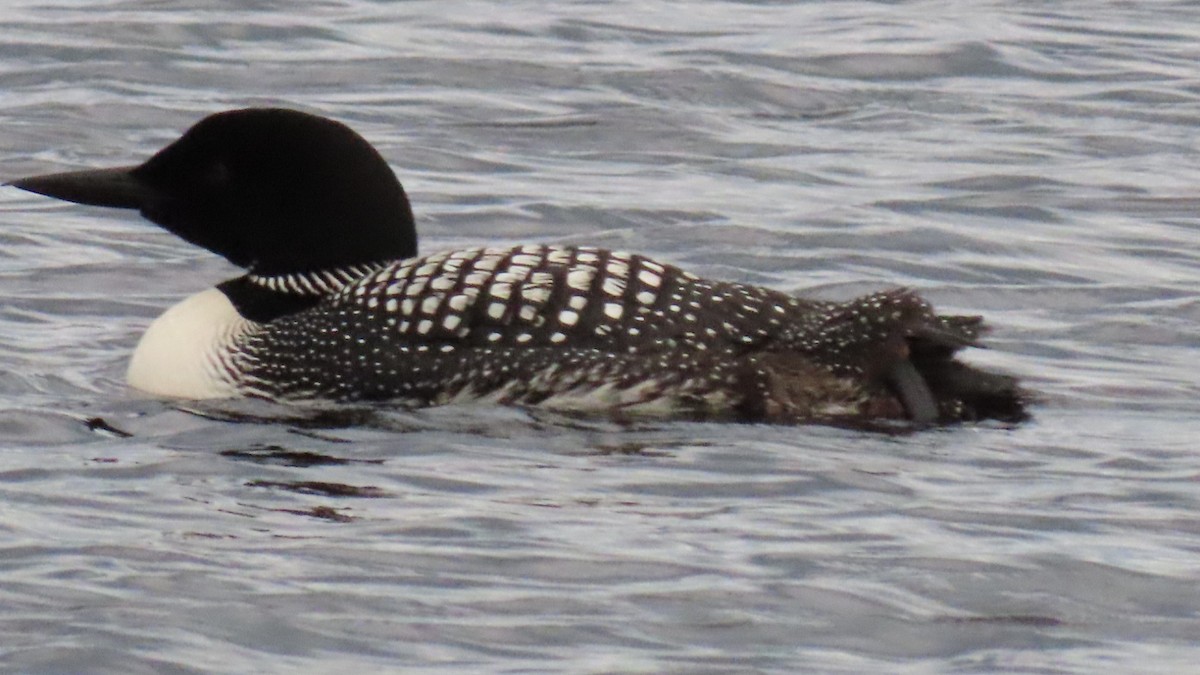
[{"left": 203, "top": 160, "right": 231, "bottom": 187}]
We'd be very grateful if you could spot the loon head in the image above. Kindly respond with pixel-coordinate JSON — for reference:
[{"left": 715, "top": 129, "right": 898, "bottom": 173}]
[{"left": 10, "top": 108, "right": 417, "bottom": 276}]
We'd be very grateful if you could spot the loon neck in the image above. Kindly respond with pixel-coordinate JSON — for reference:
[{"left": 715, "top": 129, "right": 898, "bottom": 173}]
[{"left": 217, "top": 261, "right": 391, "bottom": 322}]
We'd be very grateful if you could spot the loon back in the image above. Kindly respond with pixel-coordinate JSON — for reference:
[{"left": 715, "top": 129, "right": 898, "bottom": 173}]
[
  {"left": 235, "top": 244, "right": 1024, "bottom": 423},
  {"left": 9, "top": 107, "right": 1026, "bottom": 426}
]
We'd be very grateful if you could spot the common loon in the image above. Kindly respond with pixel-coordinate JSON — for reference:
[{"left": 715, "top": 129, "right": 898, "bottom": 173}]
[{"left": 10, "top": 108, "right": 1025, "bottom": 425}]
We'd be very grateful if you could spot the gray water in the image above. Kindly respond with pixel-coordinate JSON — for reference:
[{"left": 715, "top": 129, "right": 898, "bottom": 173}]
[{"left": 1, "top": 1, "right": 1198, "bottom": 672}]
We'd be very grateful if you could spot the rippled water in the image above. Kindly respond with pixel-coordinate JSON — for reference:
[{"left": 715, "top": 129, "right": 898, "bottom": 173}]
[{"left": 2, "top": 1, "right": 1198, "bottom": 672}]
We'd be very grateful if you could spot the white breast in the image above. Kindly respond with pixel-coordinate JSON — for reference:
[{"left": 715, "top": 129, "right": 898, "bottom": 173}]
[{"left": 126, "top": 287, "right": 254, "bottom": 399}]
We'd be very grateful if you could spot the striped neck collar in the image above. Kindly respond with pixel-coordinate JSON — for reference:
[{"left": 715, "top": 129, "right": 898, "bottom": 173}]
[
  {"left": 221, "top": 262, "right": 389, "bottom": 323},
  {"left": 245, "top": 262, "right": 387, "bottom": 297}
]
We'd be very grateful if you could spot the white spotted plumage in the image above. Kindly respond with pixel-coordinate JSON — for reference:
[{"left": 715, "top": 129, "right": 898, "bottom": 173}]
[
  {"left": 224, "top": 243, "right": 883, "bottom": 415},
  {"left": 130, "top": 241, "right": 1010, "bottom": 423}
]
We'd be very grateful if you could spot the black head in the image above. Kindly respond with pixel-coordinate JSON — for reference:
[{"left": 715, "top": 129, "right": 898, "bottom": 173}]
[{"left": 10, "top": 108, "right": 417, "bottom": 275}]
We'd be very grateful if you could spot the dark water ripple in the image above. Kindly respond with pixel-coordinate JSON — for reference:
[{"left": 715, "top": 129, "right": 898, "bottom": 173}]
[{"left": 1, "top": 1, "right": 1198, "bottom": 672}]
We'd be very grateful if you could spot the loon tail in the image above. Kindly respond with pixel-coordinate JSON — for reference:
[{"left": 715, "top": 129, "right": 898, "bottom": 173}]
[
  {"left": 907, "top": 316, "right": 1027, "bottom": 424},
  {"left": 789, "top": 289, "right": 1027, "bottom": 425}
]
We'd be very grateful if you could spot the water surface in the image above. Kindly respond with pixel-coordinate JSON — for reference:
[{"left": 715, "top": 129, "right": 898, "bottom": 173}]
[{"left": 1, "top": 2, "right": 1198, "bottom": 672}]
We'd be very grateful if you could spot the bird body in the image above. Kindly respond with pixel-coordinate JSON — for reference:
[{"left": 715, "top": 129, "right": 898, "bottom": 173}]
[{"left": 10, "top": 108, "right": 1026, "bottom": 425}]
